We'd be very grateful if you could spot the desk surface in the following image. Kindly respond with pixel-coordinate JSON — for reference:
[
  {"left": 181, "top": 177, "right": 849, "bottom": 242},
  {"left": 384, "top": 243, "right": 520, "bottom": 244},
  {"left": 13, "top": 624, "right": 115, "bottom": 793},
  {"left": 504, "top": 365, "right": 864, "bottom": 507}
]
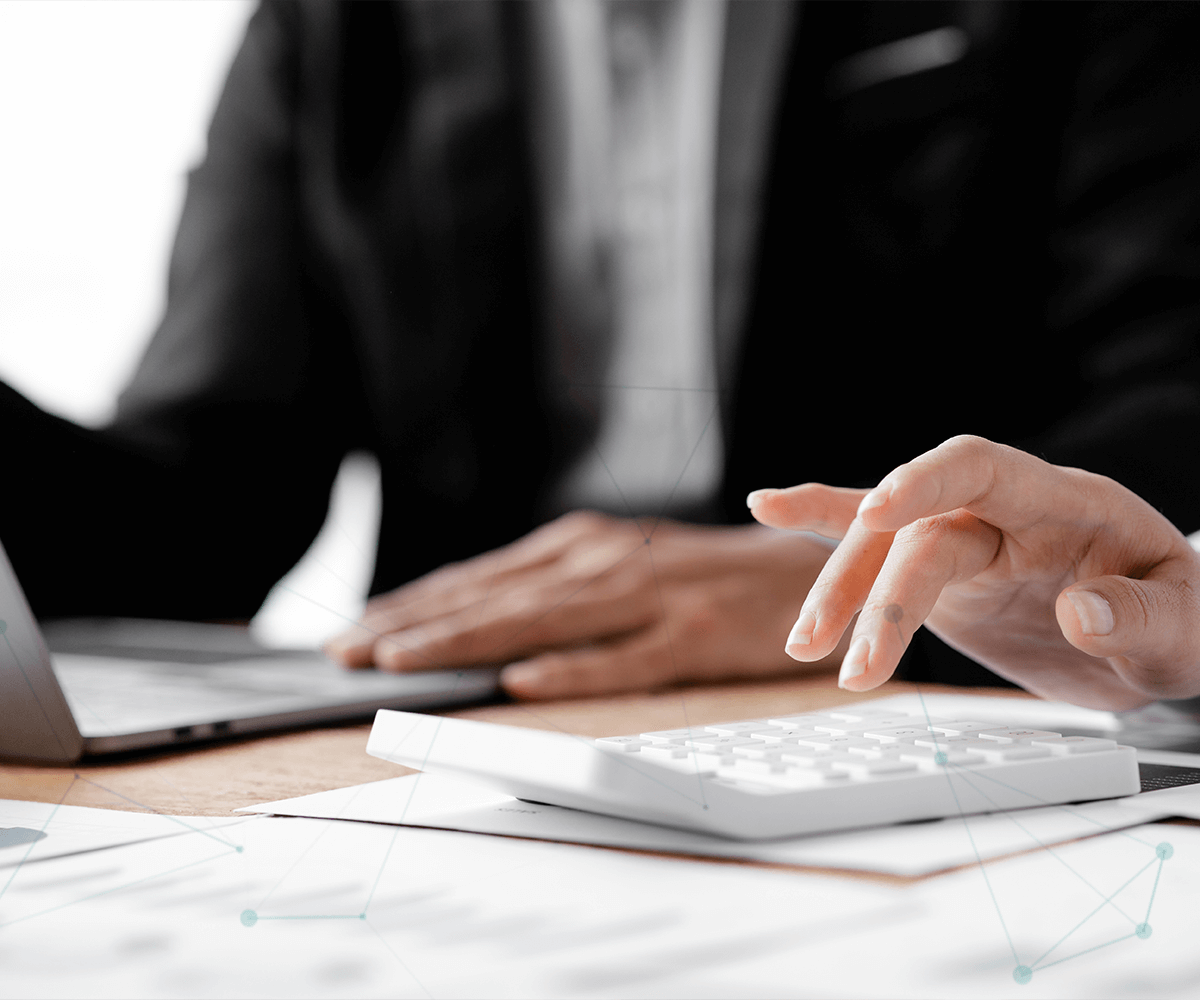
[{"left": 0, "top": 670, "right": 1035, "bottom": 816}]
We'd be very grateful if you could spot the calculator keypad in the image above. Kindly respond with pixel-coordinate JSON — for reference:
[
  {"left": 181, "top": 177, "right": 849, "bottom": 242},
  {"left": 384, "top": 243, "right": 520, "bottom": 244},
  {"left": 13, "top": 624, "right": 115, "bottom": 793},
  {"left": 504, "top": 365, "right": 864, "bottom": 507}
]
[{"left": 594, "top": 710, "right": 1121, "bottom": 789}]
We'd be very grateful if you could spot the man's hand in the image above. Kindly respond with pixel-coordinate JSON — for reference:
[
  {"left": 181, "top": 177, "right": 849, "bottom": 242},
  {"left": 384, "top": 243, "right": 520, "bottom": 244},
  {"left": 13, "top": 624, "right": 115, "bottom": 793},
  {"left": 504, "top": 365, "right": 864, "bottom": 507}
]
[
  {"left": 324, "top": 511, "right": 843, "bottom": 699},
  {"left": 748, "top": 435, "right": 1200, "bottom": 711}
]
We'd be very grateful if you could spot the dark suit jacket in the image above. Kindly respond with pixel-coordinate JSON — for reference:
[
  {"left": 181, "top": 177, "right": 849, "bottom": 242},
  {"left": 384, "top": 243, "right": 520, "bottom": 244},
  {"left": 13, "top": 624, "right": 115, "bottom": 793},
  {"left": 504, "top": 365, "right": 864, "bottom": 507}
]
[{"left": 6, "top": 1, "right": 1200, "bottom": 687}]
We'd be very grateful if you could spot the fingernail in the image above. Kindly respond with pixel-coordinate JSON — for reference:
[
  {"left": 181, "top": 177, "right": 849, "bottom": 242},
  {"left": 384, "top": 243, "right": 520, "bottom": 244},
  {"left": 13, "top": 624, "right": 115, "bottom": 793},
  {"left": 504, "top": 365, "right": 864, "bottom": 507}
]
[
  {"left": 1067, "top": 591, "right": 1114, "bottom": 637},
  {"left": 838, "top": 636, "right": 870, "bottom": 688},
  {"left": 785, "top": 610, "right": 816, "bottom": 656},
  {"left": 746, "top": 488, "right": 775, "bottom": 509},
  {"left": 857, "top": 482, "right": 892, "bottom": 518},
  {"left": 501, "top": 663, "right": 543, "bottom": 689}
]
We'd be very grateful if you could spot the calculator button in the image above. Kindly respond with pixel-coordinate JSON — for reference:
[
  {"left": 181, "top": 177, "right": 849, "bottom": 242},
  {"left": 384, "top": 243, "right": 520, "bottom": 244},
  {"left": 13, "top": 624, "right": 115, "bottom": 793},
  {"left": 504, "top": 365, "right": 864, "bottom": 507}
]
[
  {"left": 777, "top": 748, "right": 845, "bottom": 766},
  {"left": 738, "top": 750, "right": 851, "bottom": 771},
  {"left": 640, "top": 728, "right": 709, "bottom": 743},
  {"left": 975, "top": 728, "right": 1061, "bottom": 743},
  {"left": 684, "top": 736, "right": 760, "bottom": 752},
  {"left": 912, "top": 734, "right": 979, "bottom": 749},
  {"left": 828, "top": 758, "right": 918, "bottom": 778},
  {"left": 732, "top": 743, "right": 794, "bottom": 760},
  {"left": 811, "top": 722, "right": 866, "bottom": 735},
  {"left": 703, "top": 721, "right": 775, "bottom": 736},
  {"left": 686, "top": 751, "right": 736, "bottom": 768},
  {"left": 860, "top": 727, "right": 930, "bottom": 743},
  {"left": 793, "top": 735, "right": 878, "bottom": 750},
  {"left": 729, "top": 757, "right": 792, "bottom": 776},
  {"left": 816, "top": 720, "right": 926, "bottom": 734},
  {"left": 896, "top": 745, "right": 983, "bottom": 763},
  {"left": 595, "top": 737, "right": 651, "bottom": 752},
  {"left": 911, "top": 752, "right": 986, "bottom": 770},
  {"left": 754, "top": 728, "right": 821, "bottom": 742},
  {"left": 826, "top": 709, "right": 915, "bottom": 723},
  {"left": 927, "top": 721, "right": 1001, "bottom": 736},
  {"left": 846, "top": 743, "right": 908, "bottom": 759},
  {"left": 722, "top": 765, "right": 838, "bottom": 789},
  {"left": 966, "top": 744, "right": 1051, "bottom": 763},
  {"left": 892, "top": 745, "right": 939, "bottom": 759},
  {"left": 765, "top": 714, "right": 831, "bottom": 728},
  {"left": 639, "top": 744, "right": 690, "bottom": 760},
  {"left": 1027, "top": 736, "right": 1118, "bottom": 754},
  {"left": 941, "top": 751, "right": 987, "bottom": 765}
]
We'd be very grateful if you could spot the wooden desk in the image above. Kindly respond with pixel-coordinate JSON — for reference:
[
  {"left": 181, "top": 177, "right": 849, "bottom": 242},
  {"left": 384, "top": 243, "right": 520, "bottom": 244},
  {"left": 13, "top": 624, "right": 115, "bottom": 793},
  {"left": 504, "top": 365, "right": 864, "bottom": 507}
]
[{"left": 0, "top": 671, "right": 1035, "bottom": 816}]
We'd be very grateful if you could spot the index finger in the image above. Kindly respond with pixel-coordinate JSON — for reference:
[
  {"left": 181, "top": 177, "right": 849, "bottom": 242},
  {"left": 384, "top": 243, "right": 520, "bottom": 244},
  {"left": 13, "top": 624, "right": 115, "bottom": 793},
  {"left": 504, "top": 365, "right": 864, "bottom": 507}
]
[{"left": 855, "top": 435, "right": 1091, "bottom": 536}]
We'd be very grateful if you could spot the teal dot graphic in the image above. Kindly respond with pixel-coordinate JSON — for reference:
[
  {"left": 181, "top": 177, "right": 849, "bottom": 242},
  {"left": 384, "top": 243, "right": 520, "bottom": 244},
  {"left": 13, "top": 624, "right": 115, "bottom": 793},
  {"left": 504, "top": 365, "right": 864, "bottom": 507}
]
[
  {"left": 934, "top": 751, "right": 948, "bottom": 765},
  {"left": 240, "top": 909, "right": 258, "bottom": 927},
  {"left": 1157, "top": 842, "right": 1173, "bottom": 860},
  {"left": 1136, "top": 923, "right": 1152, "bottom": 939},
  {"left": 235, "top": 845, "right": 244, "bottom": 853},
  {"left": 1013, "top": 966, "right": 1032, "bottom": 985}
]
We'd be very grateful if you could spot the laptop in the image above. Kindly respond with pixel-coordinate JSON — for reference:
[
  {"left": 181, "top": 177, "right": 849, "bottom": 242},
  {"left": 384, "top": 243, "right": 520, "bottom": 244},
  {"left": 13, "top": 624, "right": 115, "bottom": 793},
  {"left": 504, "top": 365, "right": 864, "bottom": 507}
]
[{"left": 0, "top": 540, "right": 499, "bottom": 762}]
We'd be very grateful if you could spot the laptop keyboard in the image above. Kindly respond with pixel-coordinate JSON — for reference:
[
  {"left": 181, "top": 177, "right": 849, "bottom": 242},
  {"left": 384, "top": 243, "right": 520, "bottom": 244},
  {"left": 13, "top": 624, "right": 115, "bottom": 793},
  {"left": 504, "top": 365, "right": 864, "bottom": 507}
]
[{"left": 52, "top": 653, "right": 476, "bottom": 736}]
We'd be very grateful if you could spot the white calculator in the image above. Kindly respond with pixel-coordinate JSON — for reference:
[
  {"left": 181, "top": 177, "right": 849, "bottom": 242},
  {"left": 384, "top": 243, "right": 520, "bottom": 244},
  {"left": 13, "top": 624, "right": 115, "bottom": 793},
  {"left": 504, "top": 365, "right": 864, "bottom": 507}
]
[{"left": 366, "top": 705, "right": 1141, "bottom": 840}]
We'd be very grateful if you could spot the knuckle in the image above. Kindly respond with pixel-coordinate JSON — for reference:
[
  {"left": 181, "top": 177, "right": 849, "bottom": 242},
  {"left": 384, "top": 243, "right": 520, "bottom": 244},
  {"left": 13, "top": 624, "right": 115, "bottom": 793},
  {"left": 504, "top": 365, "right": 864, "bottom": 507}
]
[
  {"left": 892, "top": 510, "right": 985, "bottom": 581},
  {"left": 558, "top": 509, "right": 612, "bottom": 534},
  {"left": 860, "top": 597, "right": 908, "bottom": 628},
  {"left": 497, "top": 585, "right": 549, "bottom": 619},
  {"left": 1073, "top": 470, "right": 1120, "bottom": 512},
  {"left": 563, "top": 536, "right": 637, "bottom": 580},
  {"left": 1120, "top": 582, "right": 1155, "bottom": 635},
  {"left": 374, "top": 633, "right": 412, "bottom": 667},
  {"left": 893, "top": 515, "right": 949, "bottom": 552},
  {"left": 807, "top": 574, "right": 859, "bottom": 620},
  {"left": 906, "top": 508, "right": 974, "bottom": 539},
  {"left": 940, "top": 433, "right": 988, "bottom": 457}
]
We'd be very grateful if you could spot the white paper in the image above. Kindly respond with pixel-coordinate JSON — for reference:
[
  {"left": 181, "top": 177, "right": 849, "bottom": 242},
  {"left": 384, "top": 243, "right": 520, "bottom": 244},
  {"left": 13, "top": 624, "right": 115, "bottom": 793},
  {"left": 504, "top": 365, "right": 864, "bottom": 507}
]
[
  {"left": 241, "top": 772, "right": 1172, "bottom": 876},
  {"left": 1118, "top": 782, "right": 1200, "bottom": 820},
  {"left": 656, "top": 822, "right": 1200, "bottom": 1000},
  {"left": 1, "top": 804, "right": 1196, "bottom": 998},
  {"left": 0, "top": 798, "right": 244, "bottom": 870},
  {"left": 0, "top": 807, "right": 893, "bottom": 999}
]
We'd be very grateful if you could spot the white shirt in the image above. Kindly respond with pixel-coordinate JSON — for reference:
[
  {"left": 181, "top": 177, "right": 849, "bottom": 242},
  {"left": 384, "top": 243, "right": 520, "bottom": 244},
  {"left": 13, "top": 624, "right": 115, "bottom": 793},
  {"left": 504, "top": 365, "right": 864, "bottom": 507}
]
[{"left": 531, "top": 0, "right": 792, "bottom": 519}]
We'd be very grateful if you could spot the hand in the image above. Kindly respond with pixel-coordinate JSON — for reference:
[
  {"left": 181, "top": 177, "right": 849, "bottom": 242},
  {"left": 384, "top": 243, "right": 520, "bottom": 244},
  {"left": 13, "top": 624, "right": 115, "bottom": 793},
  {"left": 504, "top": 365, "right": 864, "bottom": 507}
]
[
  {"left": 747, "top": 435, "right": 1200, "bottom": 711},
  {"left": 324, "top": 510, "right": 844, "bottom": 699}
]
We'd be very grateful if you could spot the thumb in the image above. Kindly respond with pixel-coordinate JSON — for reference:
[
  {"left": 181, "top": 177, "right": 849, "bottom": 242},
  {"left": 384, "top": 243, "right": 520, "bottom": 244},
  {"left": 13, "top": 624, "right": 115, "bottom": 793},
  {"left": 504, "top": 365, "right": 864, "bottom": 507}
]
[{"left": 1057, "top": 568, "right": 1200, "bottom": 699}]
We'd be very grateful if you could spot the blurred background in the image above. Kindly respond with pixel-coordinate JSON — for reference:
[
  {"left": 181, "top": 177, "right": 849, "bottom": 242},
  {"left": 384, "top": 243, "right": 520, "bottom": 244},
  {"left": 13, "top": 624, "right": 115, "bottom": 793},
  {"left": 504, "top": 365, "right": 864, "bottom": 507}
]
[{"left": 0, "top": 0, "right": 379, "bottom": 647}]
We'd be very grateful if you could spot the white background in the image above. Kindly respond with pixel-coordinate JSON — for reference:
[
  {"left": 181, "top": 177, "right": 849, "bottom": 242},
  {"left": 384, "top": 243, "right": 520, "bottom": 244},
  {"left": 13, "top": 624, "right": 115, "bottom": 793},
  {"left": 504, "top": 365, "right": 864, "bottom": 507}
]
[
  {"left": 0, "top": 0, "right": 253, "bottom": 425},
  {"left": 0, "top": 1, "right": 378, "bottom": 645}
]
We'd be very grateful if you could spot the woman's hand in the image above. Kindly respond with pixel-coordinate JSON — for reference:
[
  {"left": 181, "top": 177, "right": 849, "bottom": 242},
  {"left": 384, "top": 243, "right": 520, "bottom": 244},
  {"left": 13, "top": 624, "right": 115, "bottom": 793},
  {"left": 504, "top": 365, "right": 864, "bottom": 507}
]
[{"left": 748, "top": 435, "right": 1200, "bottom": 710}]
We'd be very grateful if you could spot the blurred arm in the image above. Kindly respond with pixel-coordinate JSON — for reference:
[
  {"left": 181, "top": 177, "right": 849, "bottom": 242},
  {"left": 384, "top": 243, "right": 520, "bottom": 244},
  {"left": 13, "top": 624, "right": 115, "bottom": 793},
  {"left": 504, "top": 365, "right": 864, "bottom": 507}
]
[{"left": 1, "top": 2, "right": 357, "bottom": 620}]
